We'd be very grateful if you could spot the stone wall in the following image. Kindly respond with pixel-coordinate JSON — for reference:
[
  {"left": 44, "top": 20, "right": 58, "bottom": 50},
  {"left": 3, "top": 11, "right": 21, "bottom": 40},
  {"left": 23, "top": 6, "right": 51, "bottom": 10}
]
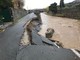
[
  {"left": 12, "top": 8, "right": 27, "bottom": 21},
  {"left": 12, "top": 0, "right": 28, "bottom": 21}
]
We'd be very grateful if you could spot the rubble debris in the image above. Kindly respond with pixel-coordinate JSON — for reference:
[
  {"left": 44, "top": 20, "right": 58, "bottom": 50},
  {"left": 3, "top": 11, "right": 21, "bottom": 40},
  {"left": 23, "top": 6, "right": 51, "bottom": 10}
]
[
  {"left": 40, "top": 35, "right": 58, "bottom": 48},
  {"left": 34, "top": 12, "right": 42, "bottom": 24},
  {"left": 26, "top": 21, "right": 33, "bottom": 44},
  {"left": 0, "top": 28, "right": 5, "bottom": 32},
  {"left": 19, "top": 30, "right": 30, "bottom": 50},
  {"left": 49, "top": 39, "right": 63, "bottom": 48},
  {"left": 0, "top": 22, "right": 13, "bottom": 32},
  {"left": 45, "top": 28, "right": 54, "bottom": 38},
  {"left": 55, "top": 41, "right": 63, "bottom": 48},
  {"left": 26, "top": 16, "right": 61, "bottom": 47},
  {"left": 30, "top": 20, "right": 41, "bottom": 32}
]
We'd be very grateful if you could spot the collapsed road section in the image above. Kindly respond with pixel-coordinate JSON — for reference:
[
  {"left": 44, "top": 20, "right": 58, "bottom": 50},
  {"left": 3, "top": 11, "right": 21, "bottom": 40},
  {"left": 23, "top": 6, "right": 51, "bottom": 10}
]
[
  {"left": 17, "top": 13, "right": 80, "bottom": 60},
  {"left": 0, "top": 13, "right": 37, "bottom": 60}
]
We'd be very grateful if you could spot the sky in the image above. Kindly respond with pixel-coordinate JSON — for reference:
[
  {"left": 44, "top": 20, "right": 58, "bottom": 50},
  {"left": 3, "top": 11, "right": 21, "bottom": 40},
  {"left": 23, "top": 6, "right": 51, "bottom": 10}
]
[{"left": 23, "top": 0, "right": 74, "bottom": 10}]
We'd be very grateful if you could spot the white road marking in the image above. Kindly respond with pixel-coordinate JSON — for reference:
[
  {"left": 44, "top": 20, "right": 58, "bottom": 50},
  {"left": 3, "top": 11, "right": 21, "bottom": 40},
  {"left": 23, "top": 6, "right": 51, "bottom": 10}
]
[{"left": 71, "top": 49, "right": 80, "bottom": 58}]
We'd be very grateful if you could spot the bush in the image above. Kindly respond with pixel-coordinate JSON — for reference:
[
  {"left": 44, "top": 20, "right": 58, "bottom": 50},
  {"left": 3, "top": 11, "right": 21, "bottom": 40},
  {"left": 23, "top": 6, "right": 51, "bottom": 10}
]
[
  {"left": 60, "top": 0, "right": 65, "bottom": 8},
  {"left": 56, "top": 14, "right": 65, "bottom": 17},
  {"left": 75, "top": 4, "right": 80, "bottom": 10},
  {"left": 49, "top": 2, "right": 57, "bottom": 14}
]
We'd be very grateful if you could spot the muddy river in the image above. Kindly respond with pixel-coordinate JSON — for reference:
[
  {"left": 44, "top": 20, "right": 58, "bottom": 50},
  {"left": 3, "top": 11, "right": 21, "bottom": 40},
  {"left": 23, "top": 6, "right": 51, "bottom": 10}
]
[{"left": 39, "top": 13, "right": 80, "bottom": 50}]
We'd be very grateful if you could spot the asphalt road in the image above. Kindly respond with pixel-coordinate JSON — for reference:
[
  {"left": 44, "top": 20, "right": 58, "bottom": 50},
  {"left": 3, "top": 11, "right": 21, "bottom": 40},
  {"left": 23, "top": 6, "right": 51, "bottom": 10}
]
[
  {"left": 17, "top": 45, "right": 80, "bottom": 60},
  {"left": 0, "top": 13, "right": 37, "bottom": 60},
  {"left": 16, "top": 13, "right": 80, "bottom": 60}
]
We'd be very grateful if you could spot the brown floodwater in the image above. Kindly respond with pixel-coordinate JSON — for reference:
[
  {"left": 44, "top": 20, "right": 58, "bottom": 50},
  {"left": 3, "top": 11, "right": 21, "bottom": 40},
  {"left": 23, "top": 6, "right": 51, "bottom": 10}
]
[{"left": 39, "top": 13, "right": 80, "bottom": 50}]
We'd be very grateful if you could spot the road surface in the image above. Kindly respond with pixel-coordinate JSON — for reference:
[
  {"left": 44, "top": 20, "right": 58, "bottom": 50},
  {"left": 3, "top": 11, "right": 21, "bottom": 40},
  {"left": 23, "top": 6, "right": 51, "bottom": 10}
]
[
  {"left": 0, "top": 13, "right": 37, "bottom": 60},
  {"left": 17, "top": 45, "right": 80, "bottom": 60},
  {"left": 16, "top": 13, "right": 80, "bottom": 60},
  {"left": 39, "top": 13, "right": 80, "bottom": 50}
]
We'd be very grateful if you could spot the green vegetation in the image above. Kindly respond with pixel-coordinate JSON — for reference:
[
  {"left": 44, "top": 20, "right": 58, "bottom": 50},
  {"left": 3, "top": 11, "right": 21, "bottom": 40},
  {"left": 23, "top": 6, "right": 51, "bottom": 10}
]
[
  {"left": 59, "top": 0, "right": 65, "bottom": 13},
  {"left": 60, "top": 0, "right": 65, "bottom": 8},
  {"left": 0, "top": 0, "right": 12, "bottom": 13},
  {"left": 75, "top": 4, "right": 80, "bottom": 10},
  {"left": 0, "top": 0, "right": 13, "bottom": 22},
  {"left": 0, "top": 0, "right": 12, "bottom": 15},
  {"left": 58, "top": 1, "right": 80, "bottom": 19},
  {"left": 46, "top": 0, "right": 80, "bottom": 19},
  {"left": 49, "top": 2, "right": 57, "bottom": 14}
]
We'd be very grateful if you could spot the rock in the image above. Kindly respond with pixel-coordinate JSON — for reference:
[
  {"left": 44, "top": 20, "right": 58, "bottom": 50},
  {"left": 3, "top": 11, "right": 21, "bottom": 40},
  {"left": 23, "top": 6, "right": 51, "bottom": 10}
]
[{"left": 45, "top": 28, "right": 54, "bottom": 38}]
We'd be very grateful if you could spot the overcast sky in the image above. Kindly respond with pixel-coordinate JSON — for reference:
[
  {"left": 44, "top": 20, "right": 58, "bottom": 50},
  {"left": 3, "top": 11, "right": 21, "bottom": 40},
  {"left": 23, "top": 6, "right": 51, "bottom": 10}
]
[{"left": 23, "top": 0, "right": 74, "bottom": 10}]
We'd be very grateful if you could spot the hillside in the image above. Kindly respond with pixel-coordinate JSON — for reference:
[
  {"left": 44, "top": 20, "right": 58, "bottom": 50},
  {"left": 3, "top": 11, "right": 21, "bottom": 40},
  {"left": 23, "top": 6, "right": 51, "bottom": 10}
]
[{"left": 65, "top": 0, "right": 80, "bottom": 8}]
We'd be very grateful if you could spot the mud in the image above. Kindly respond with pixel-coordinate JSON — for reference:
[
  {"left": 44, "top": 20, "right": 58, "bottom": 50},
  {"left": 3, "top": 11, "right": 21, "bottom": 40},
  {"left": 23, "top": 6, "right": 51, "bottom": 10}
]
[
  {"left": 39, "top": 13, "right": 80, "bottom": 50},
  {"left": 16, "top": 13, "right": 80, "bottom": 60}
]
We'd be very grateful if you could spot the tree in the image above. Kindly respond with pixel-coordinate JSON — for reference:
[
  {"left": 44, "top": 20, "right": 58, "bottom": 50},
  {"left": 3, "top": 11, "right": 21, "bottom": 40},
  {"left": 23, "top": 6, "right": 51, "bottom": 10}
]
[
  {"left": 49, "top": 2, "right": 57, "bottom": 14},
  {"left": 0, "top": 0, "right": 13, "bottom": 22},
  {"left": 0, "top": 0, "right": 13, "bottom": 15},
  {"left": 60, "top": 0, "right": 65, "bottom": 8},
  {"left": 0, "top": 0, "right": 12, "bottom": 7}
]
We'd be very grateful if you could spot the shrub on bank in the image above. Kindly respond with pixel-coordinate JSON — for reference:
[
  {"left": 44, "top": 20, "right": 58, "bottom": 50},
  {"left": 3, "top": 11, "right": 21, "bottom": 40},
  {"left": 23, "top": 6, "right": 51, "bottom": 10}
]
[{"left": 55, "top": 14, "right": 65, "bottom": 17}]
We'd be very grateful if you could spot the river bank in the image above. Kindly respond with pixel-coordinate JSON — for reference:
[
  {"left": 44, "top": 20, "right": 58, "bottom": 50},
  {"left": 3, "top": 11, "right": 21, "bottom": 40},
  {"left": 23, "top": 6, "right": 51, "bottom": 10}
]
[{"left": 39, "top": 13, "right": 80, "bottom": 50}]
